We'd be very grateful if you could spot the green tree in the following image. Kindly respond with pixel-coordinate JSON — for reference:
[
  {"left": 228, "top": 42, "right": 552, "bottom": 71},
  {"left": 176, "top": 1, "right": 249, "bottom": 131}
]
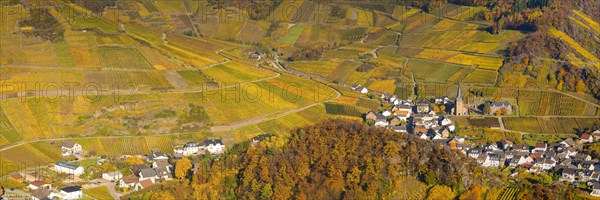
[{"left": 423, "top": 170, "right": 438, "bottom": 186}]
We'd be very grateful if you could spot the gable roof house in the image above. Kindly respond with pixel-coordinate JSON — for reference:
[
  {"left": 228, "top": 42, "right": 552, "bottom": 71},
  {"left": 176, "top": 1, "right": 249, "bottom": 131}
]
[
  {"left": 182, "top": 142, "right": 200, "bottom": 156},
  {"left": 499, "top": 140, "right": 514, "bottom": 150},
  {"left": 130, "top": 164, "right": 150, "bottom": 175},
  {"left": 28, "top": 180, "right": 51, "bottom": 190},
  {"left": 591, "top": 183, "right": 600, "bottom": 197},
  {"left": 581, "top": 134, "right": 594, "bottom": 143},
  {"left": 60, "top": 186, "right": 83, "bottom": 200},
  {"left": 467, "top": 148, "right": 483, "bottom": 159},
  {"left": 513, "top": 144, "right": 530, "bottom": 153},
  {"left": 102, "top": 171, "right": 123, "bottom": 182},
  {"left": 560, "top": 138, "right": 576, "bottom": 148},
  {"left": 139, "top": 168, "right": 158, "bottom": 181},
  {"left": 390, "top": 125, "right": 407, "bottom": 133},
  {"left": 152, "top": 159, "right": 172, "bottom": 180},
  {"left": 119, "top": 175, "right": 139, "bottom": 188},
  {"left": 561, "top": 168, "right": 578, "bottom": 182},
  {"left": 416, "top": 100, "right": 431, "bottom": 114},
  {"left": 61, "top": 140, "right": 82, "bottom": 156},
  {"left": 147, "top": 151, "right": 169, "bottom": 161},
  {"left": 135, "top": 179, "right": 154, "bottom": 191},
  {"left": 533, "top": 142, "right": 547, "bottom": 153},
  {"left": 31, "top": 188, "right": 54, "bottom": 200},
  {"left": 200, "top": 139, "right": 225, "bottom": 154},
  {"left": 364, "top": 110, "right": 378, "bottom": 121}
]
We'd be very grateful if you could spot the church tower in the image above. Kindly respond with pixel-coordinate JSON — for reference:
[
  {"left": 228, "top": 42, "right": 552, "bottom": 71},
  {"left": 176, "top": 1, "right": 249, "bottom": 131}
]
[{"left": 455, "top": 83, "right": 468, "bottom": 116}]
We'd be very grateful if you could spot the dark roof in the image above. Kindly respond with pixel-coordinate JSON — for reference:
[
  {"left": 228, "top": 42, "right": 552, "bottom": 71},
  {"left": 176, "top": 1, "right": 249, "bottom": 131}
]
[
  {"left": 490, "top": 102, "right": 511, "bottom": 107},
  {"left": 130, "top": 164, "right": 150, "bottom": 174},
  {"left": 594, "top": 183, "right": 600, "bottom": 190},
  {"left": 147, "top": 152, "right": 168, "bottom": 160},
  {"left": 562, "top": 168, "right": 577, "bottom": 175},
  {"left": 202, "top": 139, "right": 223, "bottom": 146},
  {"left": 417, "top": 100, "right": 430, "bottom": 105},
  {"left": 55, "top": 162, "right": 80, "bottom": 170},
  {"left": 140, "top": 168, "right": 157, "bottom": 178},
  {"left": 61, "top": 140, "right": 77, "bottom": 148},
  {"left": 154, "top": 159, "right": 170, "bottom": 169},
  {"left": 32, "top": 188, "right": 52, "bottom": 200},
  {"left": 184, "top": 142, "right": 199, "bottom": 147},
  {"left": 61, "top": 186, "right": 82, "bottom": 193}
]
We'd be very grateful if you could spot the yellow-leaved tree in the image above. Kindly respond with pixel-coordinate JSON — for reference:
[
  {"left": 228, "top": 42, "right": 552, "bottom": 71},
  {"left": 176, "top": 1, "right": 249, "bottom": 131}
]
[
  {"left": 175, "top": 157, "right": 192, "bottom": 179},
  {"left": 427, "top": 185, "right": 456, "bottom": 200}
]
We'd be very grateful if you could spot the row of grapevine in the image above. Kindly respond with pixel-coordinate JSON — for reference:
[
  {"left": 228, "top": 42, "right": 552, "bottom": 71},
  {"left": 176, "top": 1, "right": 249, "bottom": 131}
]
[
  {"left": 325, "top": 103, "right": 362, "bottom": 117},
  {"left": 498, "top": 187, "right": 520, "bottom": 200}
]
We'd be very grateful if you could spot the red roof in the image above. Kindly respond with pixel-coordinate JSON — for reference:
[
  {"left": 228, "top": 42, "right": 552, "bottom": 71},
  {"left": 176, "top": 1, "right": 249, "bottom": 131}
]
[
  {"left": 138, "top": 179, "right": 153, "bottom": 188},
  {"left": 29, "top": 180, "right": 48, "bottom": 187},
  {"left": 581, "top": 133, "right": 592, "bottom": 140}
]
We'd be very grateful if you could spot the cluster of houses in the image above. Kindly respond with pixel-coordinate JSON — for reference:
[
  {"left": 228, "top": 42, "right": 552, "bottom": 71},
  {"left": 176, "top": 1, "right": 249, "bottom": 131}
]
[
  {"left": 8, "top": 174, "right": 84, "bottom": 200},
  {"left": 13, "top": 139, "right": 227, "bottom": 199},
  {"left": 172, "top": 139, "right": 225, "bottom": 158},
  {"left": 363, "top": 93, "right": 458, "bottom": 138}
]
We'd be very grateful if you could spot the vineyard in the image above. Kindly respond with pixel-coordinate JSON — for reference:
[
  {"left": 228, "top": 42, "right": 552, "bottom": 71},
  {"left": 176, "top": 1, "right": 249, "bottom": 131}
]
[
  {"left": 97, "top": 47, "right": 153, "bottom": 69},
  {"left": 324, "top": 103, "right": 362, "bottom": 117},
  {"left": 497, "top": 187, "right": 520, "bottom": 200}
]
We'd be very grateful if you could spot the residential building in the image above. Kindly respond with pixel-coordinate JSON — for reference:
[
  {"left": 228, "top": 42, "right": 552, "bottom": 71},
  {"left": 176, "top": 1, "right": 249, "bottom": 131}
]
[
  {"left": 31, "top": 188, "right": 54, "bottom": 200},
  {"left": 61, "top": 140, "right": 82, "bottom": 156},
  {"left": 102, "top": 171, "right": 123, "bottom": 181},
  {"left": 135, "top": 179, "right": 154, "bottom": 191},
  {"left": 200, "top": 139, "right": 225, "bottom": 154},
  {"left": 153, "top": 159, "right": 172, "bottom": 180},
  {"left": 139, "top": 168, "right": 157, "bottom": 181},
  {"left": 60, "top": 186, "right": 83, "bottom": 200},
  {"left": 119, "top": 175, "right": 139, "bottom": 188},
  {"left": 591, "top": 183, "right": 600, "bottom": 197},
  {"left": 416, "top": 100, "right": 430, "bottom": 114},
  {"left": 581, "top": 134, "right": 594, "bottom": 143},
  {"left": 147, "top": 151, "right": 169, "bottom": 161},
  {"left": 28, "top": 180, "right": 51, "bottom": 190}
]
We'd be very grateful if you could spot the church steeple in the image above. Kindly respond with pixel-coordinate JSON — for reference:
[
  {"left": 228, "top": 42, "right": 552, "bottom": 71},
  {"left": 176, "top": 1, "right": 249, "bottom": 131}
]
[
  {"left": 456, "top": 83, "right": 462, "bottom": 101},
  {"left": 454, "top": 83, "right": 468, "bottom": 116}
]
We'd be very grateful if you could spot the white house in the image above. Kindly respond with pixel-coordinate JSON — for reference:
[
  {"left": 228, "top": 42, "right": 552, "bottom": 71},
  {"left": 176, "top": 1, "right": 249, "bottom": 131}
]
[
  {"left": 581, "top": 134, "right": 594, "bottom": 143},
  {"left": 183, "top": 142, "right": 200, "bottom": 155},
  {"left": 60, "top": 186, "right": 83, "bottom": 200},
  {"left": 592, "top": 183, "right": 600, "bottom": 197},
  {"left": 139, "top": 168, "right": 157, "bottom": 181},
  {"left": 28, "top": 180, "right": 51, "bottom": 190},
  {"left": 200, "top": 139, "right": 225, "bottom": 154},
  {"left": 381, "top": 110, "right": 392, "bottom": 117},
  {"left": 119, "top": 175, "right": 139, "bottom": 188},
  {"left": 152, "top": 159, "right": 172, "bottom": 180},
  {"left": 102, "top": 171, "right": 123, "bottom": 181},
  {"left": 61, "top": 141, "right": 82, "bottom": 156},
  {"left": 31, "top": 188, "right": 55, "bottom": 200},
  {"left": 356, "top": 86, "right": 368, "bottom": 94},
  {"left": 135, "top": 179, "right": 154, "bottom": 191},
  {"left": 54, "top": 162, "right": 84, "bottom": 176},
  {"left": 147, "top": 151, "right": 169, "bottom": 161},
  {"left": 374, "top": 119, "right": 389, "bottom": 127}
]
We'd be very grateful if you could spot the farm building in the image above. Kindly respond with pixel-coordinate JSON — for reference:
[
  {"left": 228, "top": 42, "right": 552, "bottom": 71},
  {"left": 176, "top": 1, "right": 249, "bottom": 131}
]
[{"left": 54, "top": 162, "right": 84, "bottom": 175}]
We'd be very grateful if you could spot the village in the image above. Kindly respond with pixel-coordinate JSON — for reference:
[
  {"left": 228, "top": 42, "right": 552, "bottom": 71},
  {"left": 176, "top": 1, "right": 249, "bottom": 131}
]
[
  {"left": 2, "top": 139, "right": 226, "bottom": 200},
  {"left": 352, "top": 84, "right": 600, "bottom": 197}
]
